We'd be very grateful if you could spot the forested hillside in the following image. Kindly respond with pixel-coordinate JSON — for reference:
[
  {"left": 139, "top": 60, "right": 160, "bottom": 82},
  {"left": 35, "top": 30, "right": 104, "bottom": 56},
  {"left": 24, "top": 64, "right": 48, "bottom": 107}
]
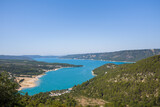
[
  {"left": 1, "top": 55, "right": 160, "bottom": 106},
  {"left": 0, "top": 59, "right": 82, "bottom": 77},
  {"left": 72, "top": 55, "right": 160, "bottom": 106},
  {"left": 93, "top": 63, "right": 117, "bottom": 76},
  {"left": 61, "top": 49, "right": 160, "bottom": 62}
]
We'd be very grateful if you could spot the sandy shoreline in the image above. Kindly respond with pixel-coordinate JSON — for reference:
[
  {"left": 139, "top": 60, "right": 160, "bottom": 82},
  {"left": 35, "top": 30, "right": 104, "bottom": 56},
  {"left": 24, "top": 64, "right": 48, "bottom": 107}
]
[
  {"left": 17, "top": 68, "right": 59, "bottom": 91},
  {"left": 18, "top": 69, "right": 95, "bottom": 91},
  {"left": 91, "top": 71, "right": 97, "bottom": 76}
]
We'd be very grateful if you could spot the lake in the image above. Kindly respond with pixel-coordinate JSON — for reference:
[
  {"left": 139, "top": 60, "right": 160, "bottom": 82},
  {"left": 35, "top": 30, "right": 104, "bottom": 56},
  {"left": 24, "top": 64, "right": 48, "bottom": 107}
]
[{"left": 21, "top": 58, "right": 127, "bottom": 95}]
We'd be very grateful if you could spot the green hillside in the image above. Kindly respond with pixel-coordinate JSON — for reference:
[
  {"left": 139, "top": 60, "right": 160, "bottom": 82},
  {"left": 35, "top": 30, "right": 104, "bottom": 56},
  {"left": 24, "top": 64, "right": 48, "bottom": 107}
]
[
  {"left": 0, "top": 59, "right": 82, "bottom": 77},
  {"left": 93, "top": 63, "right": 117, "bottom": 76},
  {"left": 61, "top": 49, "right": 160, "bottom": 62},
  {"left": 1, "top": 55, "right": 160, "bottom": 106},
  {"left": 72, "top": 55, "right": 160, "bottom": 106}
]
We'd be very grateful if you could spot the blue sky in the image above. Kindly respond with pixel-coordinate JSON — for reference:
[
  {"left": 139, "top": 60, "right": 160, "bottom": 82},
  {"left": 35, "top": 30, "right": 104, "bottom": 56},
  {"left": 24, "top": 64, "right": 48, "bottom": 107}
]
[{"left": 0, "top": 0, "right": 160, "bottom": 55}]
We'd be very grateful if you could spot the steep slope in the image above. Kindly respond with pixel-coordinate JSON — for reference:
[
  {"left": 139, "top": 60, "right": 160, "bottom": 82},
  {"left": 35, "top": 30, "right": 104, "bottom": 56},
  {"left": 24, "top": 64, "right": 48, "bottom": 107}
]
[
  {"left": 72, "top": 55, "right": 160, "bottom": 106},
  {"left": 61, "top": 49, "right": 160, "bottom": 62}
]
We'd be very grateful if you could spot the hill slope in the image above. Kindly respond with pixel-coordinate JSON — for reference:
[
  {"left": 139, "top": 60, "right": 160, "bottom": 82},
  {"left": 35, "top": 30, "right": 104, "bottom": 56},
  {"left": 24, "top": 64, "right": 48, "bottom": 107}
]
[
  {"left": 0, "top": 59, "right": 82, "bottom": 76},
  {"left": 61, "top": 49, "right": 160, "bottom": 62},
  {"left": 72, "top": 55, "right": 160, "bottom": 106}
]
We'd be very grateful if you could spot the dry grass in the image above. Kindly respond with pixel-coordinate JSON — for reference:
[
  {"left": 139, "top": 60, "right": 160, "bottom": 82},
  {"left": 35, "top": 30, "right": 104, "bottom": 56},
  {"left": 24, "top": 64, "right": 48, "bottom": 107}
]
[{"left": 75, "top": 96, "right": 107, "bottom": 107}]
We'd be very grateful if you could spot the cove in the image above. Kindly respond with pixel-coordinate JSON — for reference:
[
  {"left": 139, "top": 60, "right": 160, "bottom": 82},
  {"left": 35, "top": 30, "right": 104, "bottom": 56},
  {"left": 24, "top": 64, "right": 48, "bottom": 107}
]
[{"left": 21, "top": 58, "right": 127, "bottom": 95}]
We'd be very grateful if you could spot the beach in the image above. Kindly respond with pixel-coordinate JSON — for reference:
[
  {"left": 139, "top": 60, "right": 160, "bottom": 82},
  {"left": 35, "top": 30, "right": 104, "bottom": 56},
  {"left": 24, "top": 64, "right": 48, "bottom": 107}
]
[
  {"left": 17, "top": 68, "right": 59, "bottom": 91},
  {"left": 91, "top": 71, "right": 97, "bottom": 76}
]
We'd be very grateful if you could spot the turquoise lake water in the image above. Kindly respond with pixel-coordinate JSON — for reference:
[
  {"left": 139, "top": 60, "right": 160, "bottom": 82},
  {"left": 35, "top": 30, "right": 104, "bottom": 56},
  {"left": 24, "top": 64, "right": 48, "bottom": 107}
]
[{"left": 21, "top": 58, "right": 126, "bottom": 95}]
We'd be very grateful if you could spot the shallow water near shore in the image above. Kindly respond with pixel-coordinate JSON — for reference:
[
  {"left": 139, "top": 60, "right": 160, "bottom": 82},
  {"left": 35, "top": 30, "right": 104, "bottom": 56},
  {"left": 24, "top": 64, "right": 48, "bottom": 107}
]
[{"left": 21, "top": 58, "right": 127, "bottom": 95}]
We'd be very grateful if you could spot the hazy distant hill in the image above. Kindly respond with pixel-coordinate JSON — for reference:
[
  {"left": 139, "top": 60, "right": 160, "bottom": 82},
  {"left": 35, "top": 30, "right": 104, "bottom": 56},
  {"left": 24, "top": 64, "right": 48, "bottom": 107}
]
[
  {"left": 0, "top": 55, "right": 58, "bottom": 61},
  {"left": 73, "top": 55, "right": 160, "bottom": 106},
  {"left": 23, "top": 55, "right": 58, "bottom": 58},
  {"left": 61, "top": 49, "right": 160, "bottom": 62},
  {"left": 0, "top": 55, "right": 33, "bottom": 60}
]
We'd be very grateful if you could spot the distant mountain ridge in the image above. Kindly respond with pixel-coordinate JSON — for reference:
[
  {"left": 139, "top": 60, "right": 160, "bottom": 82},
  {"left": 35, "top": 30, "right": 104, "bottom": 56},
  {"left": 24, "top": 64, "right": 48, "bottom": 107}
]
[
  {"left": 22, "top": 55, "right": 58, "bottom": 58},
  {"left": 0, "top": 55, "right": 33, "bottom": 60},
  {"left": 0, "top": 55, "right": 58, "bottom": 60},
  {"left": 1, "top": 49, "right": 160, "bottom": 62},
  {"left": 61, "top": 49, "right": 160, "bottom": 62}
]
